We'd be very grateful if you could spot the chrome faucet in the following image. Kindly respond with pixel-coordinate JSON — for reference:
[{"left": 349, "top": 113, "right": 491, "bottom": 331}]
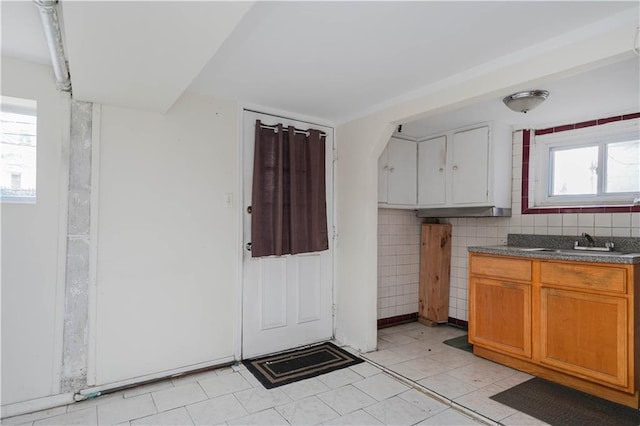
[{"left": 582, "top": 232, "right": 595, "bottom": 247}]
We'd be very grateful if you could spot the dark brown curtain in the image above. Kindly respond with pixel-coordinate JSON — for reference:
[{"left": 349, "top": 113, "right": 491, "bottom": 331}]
[{"left": 251, "top": 120, "right": 328, "bottom": 257}]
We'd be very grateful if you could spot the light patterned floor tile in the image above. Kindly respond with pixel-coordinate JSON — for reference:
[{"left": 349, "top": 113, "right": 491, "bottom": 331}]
[
  {"left": 317, "top": 385, "right": 376, "bottom": 415},
  {"left": 417, "top": 408, "right": 483, "bottom": 425},
  {"left": 171, "top": 370, "right": 219, "bottom": 387},
  {"left": 1, "top": 407, "right": 68, "bottom": 426},
  {"left": 501, "top": 411, "right": 550, "bottom": 425},
  {"left": 186, "top": 394, "right": 248, "bottom": 425},
  {"left": 239, "top": 369, "right": 264, "bottom": 388},
  {"left": 361, "top": 349, "right": 414, "bottom": 367},
  {"left": 275, "top": 396, "right": 339, "bottom": 425},
  {"left": 96, "top": 394, "right": 157, "bottom": 425},
  {"left": 424, "top": 347, "right": 477, "bottom": 369},
  {"left": 322, "top": 409, "right": 383, "bottom": 425},
  {"left": 417, "top": 373, "right": 479, "bottom": 400},
  {"left": 348, "top": 362, "right": 381, "bottom": 378},
  {"left": 131, "top": 407, "right": 194, "bottom": 426},
  {"left": 33, "top": 407, "right": 97, "bottom": 425},
  {"left": 67, "top": 393, "right": 125, "bottom": 412},
  {"left": 198, "top": 372, "right": 252, "bottom": 399},
  {"left": 454, "top": 383, "right": 518, "bottom": 421},
  {"left": 352, "top": 373, "right": 409, "bottom": 401},
  {"left": 227, "top": 408, "right": 289, "bottom": 426},
  {"left": 123, "top": 380, "right": 174, "bottom": 398},
  {"left": 233, "top": 387, "right": 292, "bottom": 414},
  {"left": 151, "top": 382, "right": 207, "bottom": 412},
  {"left": 388, "top": 356, "right": 450, "bottom": 381},
  {"left": 398, "top": 389, "right": 448, "bottom": 417},
  {"left": 280, "top": 377, "right": 331, "bottom": 400},
  {"left": 317, "top": 368, "right": 364, "bottom": 389},
  {"left": 447, "top": 359, "right": 518, "bottom": 388},
  {"left": 364, "top": 395, "right": 430, "bottom": 425}
]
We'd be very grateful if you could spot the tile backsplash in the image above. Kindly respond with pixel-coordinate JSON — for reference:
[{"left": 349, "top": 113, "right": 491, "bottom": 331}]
[
  {"left": 377, "top": 209, "right": 421, "bottom": 320},
  {"left": 377, "top": 130, "right": 640, "bottom": 323}
]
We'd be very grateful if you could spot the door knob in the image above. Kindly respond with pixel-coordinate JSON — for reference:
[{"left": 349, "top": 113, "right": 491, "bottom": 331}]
[{"left": 246, "top": 242, "right": 252, "bottom": 251}]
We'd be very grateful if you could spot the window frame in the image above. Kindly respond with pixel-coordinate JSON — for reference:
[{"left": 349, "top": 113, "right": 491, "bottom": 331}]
[
  {"left": 1, "top": 96, "right": 38, "bottom": 204},
  {"left": 531, "top": 118, "right": 640, "bottom": 208}
]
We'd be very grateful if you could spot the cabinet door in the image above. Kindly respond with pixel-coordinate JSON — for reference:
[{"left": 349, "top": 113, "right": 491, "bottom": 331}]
[
  {"left": 417, "top": 136, "right": 446, "bottom": 206},
  {"left": 378, "top": 145, "right": 389, "bottom": 203},
  {"left": 387, "top": 137, "right": 417, "bottom": 205},
  {"left": 469, "top": 277, "right": 532, "bottom": 358},
  {"left": 451, "top": 126, "right": 489, "bottom": 205},
  {"left": 540, "top": 288, "right": 628, "bottom": 388}
]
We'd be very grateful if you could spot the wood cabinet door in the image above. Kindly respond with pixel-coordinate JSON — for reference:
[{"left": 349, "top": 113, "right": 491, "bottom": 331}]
[
  {"left": 387, "top": 137, "right": 417, "bottom": 205},
  {"left": 451, "top": 126, "right": 489, "bottom": 205},
  {"left": 417, "top": 136, "right": 446, "bottom": 206},
  {"left": 539, "top": 287, "right": 628, "bottom": 388},
  {"left": 469, "top": 277, "right": 532, "bottom": 358}
]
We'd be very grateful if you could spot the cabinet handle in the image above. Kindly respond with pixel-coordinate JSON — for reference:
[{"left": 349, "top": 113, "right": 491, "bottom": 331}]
[
  {"left": 389, "top": 167, "right": 395, "bottom": 172},
  {"left": 383, "top": 165, "right": 389, "bottom": 170},
  {"left": 452, "top": 165, "right": 458, "bottom": 171},
  {"left": 438, "top": 168, "right": 444, "bottom": 172}
]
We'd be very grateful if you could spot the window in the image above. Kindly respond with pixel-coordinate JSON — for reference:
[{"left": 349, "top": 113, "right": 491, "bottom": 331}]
[
  {"left": 532, "top": 118, "right": 640, "bottom": 207},
  {"left": 1, "top": 96, "right": 37, "bottom": 203}
]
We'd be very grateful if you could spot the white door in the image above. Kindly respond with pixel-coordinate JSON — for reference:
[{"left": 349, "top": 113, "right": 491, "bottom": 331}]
[{"left": 241, "top": 111, "right": 334, "bottom": 358}]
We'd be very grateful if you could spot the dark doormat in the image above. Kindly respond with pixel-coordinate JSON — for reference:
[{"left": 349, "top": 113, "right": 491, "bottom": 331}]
[
  {"left": 442, "top": 334, "right": 473, "bottom": 353},
  {"left": 490, "top": 377, "right": 640, "bottom": 426},
  {"left": 243, "top": 342, "right": 364, "bottom": 389}
]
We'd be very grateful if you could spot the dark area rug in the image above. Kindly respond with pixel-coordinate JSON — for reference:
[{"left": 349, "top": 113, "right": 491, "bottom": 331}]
[
  {"left": 490, "top": 377, "right": 640, "bottom": 426},
  {"left": 243, "top": 342, "right": 364, "bottom": 389},
  {"left": 443, "top": 334, "right": 473, "bottom": 353}
]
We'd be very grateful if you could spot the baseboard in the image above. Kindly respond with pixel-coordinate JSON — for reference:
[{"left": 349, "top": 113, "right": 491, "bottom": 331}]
[
  {"left": 81, "top": 356, "right": 236, "bottom": 396},
  {"left": 2, "top": 356, "right": 236, "bottom": 420},
  {"left": 447, "top": 317, "right": 468, "bottom": 329},
  {"left": 377, "top": 313, "right": 468, "bottom": 330},
  {"left": 1, "top": 392, "right": 75, "bottom": 419},
  {"left": 377, "top": 312, "right": 418, "bottom": 328}
]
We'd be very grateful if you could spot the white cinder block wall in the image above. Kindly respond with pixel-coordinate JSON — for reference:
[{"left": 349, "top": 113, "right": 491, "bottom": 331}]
[
  {"left": 378, "top": 130, "right": 640, "bottom": 323},
  {"left": 377, "top": 209, "right": 421, "bottom": 320}
]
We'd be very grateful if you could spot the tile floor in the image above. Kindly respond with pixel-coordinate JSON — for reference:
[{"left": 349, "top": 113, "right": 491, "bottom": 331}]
[{"left": 3, "top": 322, "right": 546, "bottom": 426}]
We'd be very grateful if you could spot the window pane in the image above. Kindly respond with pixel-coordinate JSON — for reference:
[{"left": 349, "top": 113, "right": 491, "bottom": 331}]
[
  {"left": 606, "top": 140, "right": 640, "bottom": 193},
  {"left": 1, "top": 97, "right": 37, "bottom": 203},
  {"left": 551, "top": 146, "right": 598, "bottom": 195}
]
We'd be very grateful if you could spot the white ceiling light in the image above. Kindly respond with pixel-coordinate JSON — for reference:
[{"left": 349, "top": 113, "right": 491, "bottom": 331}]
[{"left": 503, "top": 90, "right": 549, "bottom": 113}]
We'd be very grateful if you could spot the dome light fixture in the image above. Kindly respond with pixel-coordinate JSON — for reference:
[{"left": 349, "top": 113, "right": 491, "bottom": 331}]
[{"left": 503, "top": 90, "right": 549, "bottom": 113}]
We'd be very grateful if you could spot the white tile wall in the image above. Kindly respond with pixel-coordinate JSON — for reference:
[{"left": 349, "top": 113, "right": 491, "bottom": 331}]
[
  {"left": 377, "top": 130, "right": 640, "bottom": 323},
  {"left": 377, "top": 209, "right": 422, "bottom": 320}
]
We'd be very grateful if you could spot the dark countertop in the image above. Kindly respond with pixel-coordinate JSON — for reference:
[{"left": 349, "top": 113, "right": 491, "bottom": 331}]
[{"left": 468, "top": 245, "right": 640, "bottom": 264}]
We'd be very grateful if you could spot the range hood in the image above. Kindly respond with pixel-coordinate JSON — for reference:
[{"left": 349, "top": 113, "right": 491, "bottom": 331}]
[{"left": 417, "top": 206, "right": 511, "bottom": 218}]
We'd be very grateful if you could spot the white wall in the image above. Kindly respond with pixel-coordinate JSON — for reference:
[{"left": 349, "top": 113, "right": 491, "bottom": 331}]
[
  {"left": 1, "top": 57, "right": 67, "bottom": 404},
  {"left": 93, "top": 93, "right": 239, "bottom": 384},
  {"left": 335, "top": 22, "right": 635, "bottom": 353}
]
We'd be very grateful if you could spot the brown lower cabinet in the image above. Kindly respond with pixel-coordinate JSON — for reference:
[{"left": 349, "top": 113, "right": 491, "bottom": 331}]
[{"left": 468, "top": 252, "right": 640, "bottom": 408}]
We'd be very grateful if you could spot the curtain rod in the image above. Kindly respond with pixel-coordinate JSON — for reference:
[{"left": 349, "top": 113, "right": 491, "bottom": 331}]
[{"left": 259, "top": 122, "right": 326, "bottom": 137}]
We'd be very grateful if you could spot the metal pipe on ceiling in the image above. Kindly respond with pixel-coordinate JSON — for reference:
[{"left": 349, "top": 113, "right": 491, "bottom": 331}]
[{"left": 33, "top": 0, "right": 71, "bottom": 92}]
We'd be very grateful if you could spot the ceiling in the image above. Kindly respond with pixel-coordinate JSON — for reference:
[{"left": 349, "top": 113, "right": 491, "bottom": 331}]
[{"left": 2, "top": 1, "right": 639, "bottom": 127}]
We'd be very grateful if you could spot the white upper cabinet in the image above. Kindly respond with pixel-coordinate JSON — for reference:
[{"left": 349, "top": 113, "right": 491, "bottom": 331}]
[
  {"left": 378, "top": 137, "right": 417, "bottom": 207},
  {"left": 451, "top": 126, "right": 490, "bottom": 205},
  {"left": 417, "top": 123, "right": 512, "bottom": 209},
  {"left": 418, "top": 135, "right": 447, "bottom": 206}
]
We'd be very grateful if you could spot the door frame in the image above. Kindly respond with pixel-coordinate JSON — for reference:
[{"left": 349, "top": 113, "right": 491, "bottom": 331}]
[{"left": 235, "top": 103, "right": 337, "bottom": 360}]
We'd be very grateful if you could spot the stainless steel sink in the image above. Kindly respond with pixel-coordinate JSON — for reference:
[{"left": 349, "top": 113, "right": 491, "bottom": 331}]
[{"left": 518, "top": 248, "right": 636, "bottom": 256}]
